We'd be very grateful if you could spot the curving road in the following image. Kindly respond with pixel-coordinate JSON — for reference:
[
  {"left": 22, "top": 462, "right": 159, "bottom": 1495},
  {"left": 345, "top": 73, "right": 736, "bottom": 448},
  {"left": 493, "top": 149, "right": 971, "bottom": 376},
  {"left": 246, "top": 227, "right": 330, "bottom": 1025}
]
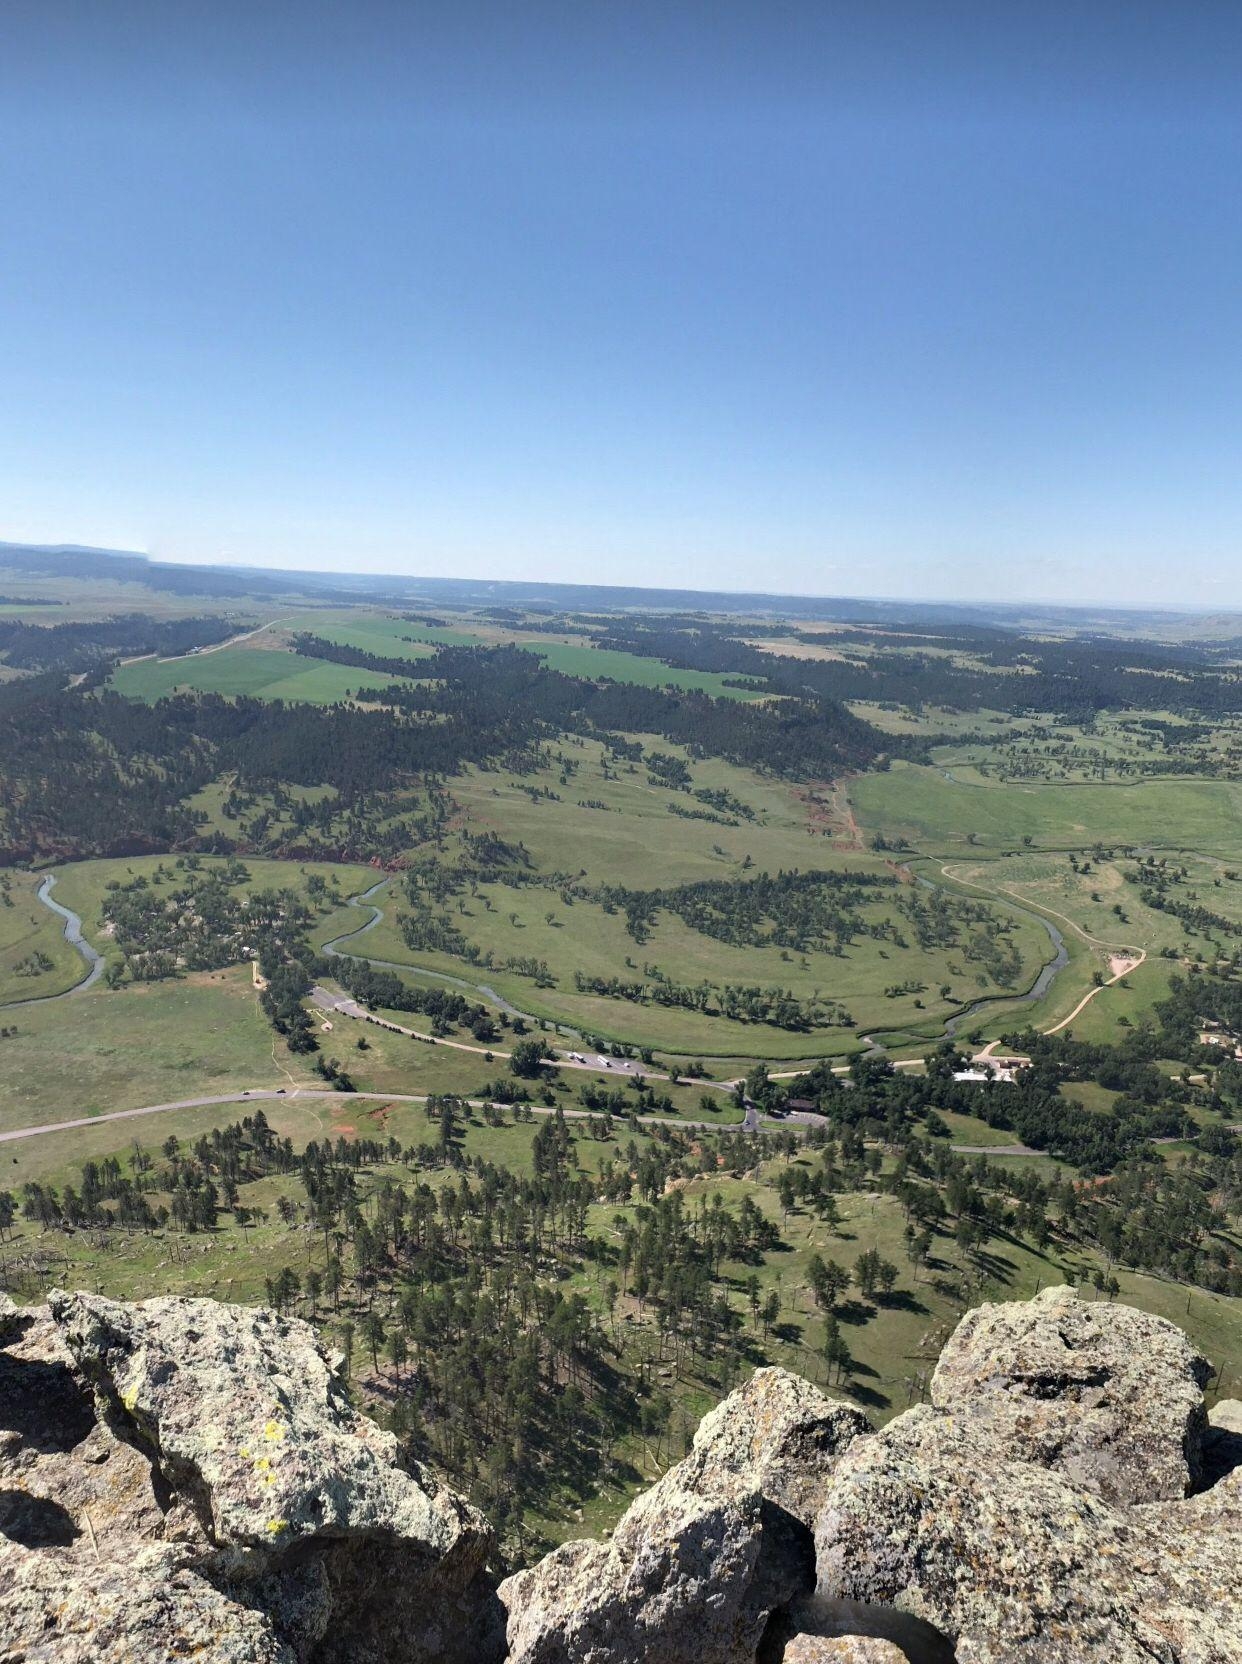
[
  {"left": 2, "top": 865, "right": 1193, "bottom": 1157},
  {"left": 320, "top": 879, "right": 548, "bottom": 1022},
  {"left": 940, "top": 861, "right": 1146, "bottom": 1038},
  {"left": 0, "top": 1086, "right": 758, "bottom": 1146}
]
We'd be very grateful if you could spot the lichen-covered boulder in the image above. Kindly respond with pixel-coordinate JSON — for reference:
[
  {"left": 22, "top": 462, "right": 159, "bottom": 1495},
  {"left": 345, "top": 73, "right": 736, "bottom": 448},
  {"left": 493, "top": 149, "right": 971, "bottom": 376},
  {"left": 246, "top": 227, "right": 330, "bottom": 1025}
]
[
  {"left": 42, "top": 1291, "right": 499, "bottom": 1664},
  {"left": 50, "top": 1289, "right": 478, "bottom": 1558},
  {"left": 814, "top": 1403, "right": 1242, "bottom": 1663},
  {"left": 930, "top": 1285, "right": 1209, "bottom": 1504},
  {"left": 0, "top": 1537, "right": 293, "bottom": 1663},
  {"left": 683, "top": 1367, "right": 869, "bottom": 1528}
]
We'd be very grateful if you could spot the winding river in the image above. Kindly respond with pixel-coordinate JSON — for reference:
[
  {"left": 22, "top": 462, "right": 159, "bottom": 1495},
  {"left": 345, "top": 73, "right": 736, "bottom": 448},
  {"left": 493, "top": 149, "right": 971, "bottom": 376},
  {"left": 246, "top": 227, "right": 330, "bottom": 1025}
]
[
  {"left": 11, "top": 862, "right": 1074, "bottom": 1059},
  {"left": 323, "top": 873, "right": 1072, "bottom": 1053},
  {"left": 1, "top": 874, "right": 106, "bottom": 1010},
  {"left": 942, "top": 907, "right": 1069, "bottom": 1037},
  {"left": 320, "top": 879, "right": 556, "bottom": 1026}
]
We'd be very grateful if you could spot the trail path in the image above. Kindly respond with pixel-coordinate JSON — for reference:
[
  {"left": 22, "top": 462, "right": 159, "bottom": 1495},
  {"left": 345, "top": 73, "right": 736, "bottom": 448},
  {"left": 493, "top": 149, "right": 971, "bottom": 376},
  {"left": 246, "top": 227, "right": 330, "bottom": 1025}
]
[{"left": 190, "top": 616, "right": 296, "bottom": 656}]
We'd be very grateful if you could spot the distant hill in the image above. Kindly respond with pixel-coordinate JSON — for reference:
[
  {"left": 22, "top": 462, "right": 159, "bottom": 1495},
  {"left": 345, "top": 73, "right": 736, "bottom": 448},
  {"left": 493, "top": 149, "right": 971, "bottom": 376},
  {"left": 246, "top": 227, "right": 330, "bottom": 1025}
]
[{"left": 1, "top": 539, "right": 1238, "bottom": 637}]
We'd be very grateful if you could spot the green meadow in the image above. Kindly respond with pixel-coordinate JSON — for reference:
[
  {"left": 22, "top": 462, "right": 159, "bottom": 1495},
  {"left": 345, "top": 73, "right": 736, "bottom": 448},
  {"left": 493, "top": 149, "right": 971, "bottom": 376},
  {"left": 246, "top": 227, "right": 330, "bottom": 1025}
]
[
  {"left": 108, "top": 642, "right": 425, "bottom": 703},
  {"left": 850, "top": 763, "right": 1242, "bottom": 857},
  {"left": 0, "top": 871, "right": 86, "bottom": 1004}
]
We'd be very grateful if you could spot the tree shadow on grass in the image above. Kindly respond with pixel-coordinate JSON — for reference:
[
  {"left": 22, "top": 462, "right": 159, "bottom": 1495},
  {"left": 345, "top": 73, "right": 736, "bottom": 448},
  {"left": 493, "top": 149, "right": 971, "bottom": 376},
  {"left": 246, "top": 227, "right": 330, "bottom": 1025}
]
[
  {"left": 834, "top": 1299, "right": 875, "bottom": 1327},
  {"left": 876, "top": 1289, "right": 930, "bottom": 1315},
  {"left": 843, "top": 1381, "right": 891, "bottom": 1411}
]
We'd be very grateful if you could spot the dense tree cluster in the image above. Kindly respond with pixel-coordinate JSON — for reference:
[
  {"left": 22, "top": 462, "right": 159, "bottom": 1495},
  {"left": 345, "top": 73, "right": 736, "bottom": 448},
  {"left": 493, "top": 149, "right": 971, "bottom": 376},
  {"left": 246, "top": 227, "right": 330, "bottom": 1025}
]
[
  {"left": 0, "top": 613, "right": 236, "bottom": 673},
  {"left": 590, "top": 617, "right": 1242, "bottom": 720}
]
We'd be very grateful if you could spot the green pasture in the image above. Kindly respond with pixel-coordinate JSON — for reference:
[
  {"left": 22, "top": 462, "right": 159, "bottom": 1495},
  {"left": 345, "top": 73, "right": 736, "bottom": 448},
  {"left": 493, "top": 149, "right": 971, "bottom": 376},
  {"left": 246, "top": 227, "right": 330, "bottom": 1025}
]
[
  {"left": 0, "top": 966, "right": 319, "bottom": 1137},
  {"left": 1061, "top": 958, "right": 1179, "bottom": 1043},
  {"left": 942, "top": 851, "right": 1184, "bottom": 955},
  {"left": 0, "top": 872, "right": 86, "bottom": 1004},
  {"left": 339, "top": 851, "right": 1051, "bottom": 1056},
  {"left": 274, "top": 608, "right": 769, "bottom": 698},
  {"left": 102, "top": 605, "right": 768, "bottom": 704},
  {"left": 286, "top": 610, "right": 476, "bottom": 653},
  {"left": 851, "top": 764, "right": 1242, "bottom": 857},
  {"left": 450, "top": 737, "right": 851, "bottom": 888},
  {"left": 518, "top": 640, "right": 766, "bottom": 700},
  {"left": 107, "top": 642, "right": 423, "bottom": 704}
]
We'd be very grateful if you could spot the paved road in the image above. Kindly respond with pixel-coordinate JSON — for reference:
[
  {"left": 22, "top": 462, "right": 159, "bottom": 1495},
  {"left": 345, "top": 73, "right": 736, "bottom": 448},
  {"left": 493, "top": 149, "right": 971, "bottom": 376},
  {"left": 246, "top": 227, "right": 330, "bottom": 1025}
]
[
  {"left": 0, "top": 1087, "right": 759, "bottom": 1147},
  {"left": 310, "top": 984, "right": 733, "bottom": 1092}
]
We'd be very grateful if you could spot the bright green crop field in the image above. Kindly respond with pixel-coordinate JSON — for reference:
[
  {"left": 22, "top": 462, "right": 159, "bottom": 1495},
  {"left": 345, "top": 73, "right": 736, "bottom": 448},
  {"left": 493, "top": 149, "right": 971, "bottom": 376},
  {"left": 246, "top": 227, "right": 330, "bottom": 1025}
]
[{"left": 108, "top": 642, "right": 425, "bottom": 703}]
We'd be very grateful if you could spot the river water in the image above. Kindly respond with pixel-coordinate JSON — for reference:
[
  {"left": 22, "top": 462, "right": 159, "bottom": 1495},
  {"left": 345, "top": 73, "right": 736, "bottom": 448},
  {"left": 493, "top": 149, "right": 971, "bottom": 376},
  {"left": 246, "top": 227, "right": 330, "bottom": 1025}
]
[{"left": 0, "top": 874, "right": 106, "bottom": 1010}]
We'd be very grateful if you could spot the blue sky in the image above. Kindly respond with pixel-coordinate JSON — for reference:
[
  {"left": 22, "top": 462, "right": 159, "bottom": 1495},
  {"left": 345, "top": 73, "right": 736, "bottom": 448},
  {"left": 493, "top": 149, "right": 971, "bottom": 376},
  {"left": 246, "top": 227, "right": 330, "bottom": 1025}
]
[{"left": 2, "top": 2, "right": 1240, "bottom": 605}]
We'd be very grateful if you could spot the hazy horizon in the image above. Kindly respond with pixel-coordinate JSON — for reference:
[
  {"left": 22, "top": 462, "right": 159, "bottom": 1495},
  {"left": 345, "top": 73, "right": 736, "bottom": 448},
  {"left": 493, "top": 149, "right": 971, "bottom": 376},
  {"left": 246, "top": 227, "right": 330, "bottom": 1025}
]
[{"left": 7, "top": 536, "right": 1241, "bottom": 620}]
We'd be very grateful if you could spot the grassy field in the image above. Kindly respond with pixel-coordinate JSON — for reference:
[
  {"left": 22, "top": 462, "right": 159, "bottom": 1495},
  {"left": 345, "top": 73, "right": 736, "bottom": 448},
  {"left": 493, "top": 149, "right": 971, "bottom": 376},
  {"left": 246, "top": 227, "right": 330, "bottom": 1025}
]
[
  {"left": 0, "top": 966, "right": 318, "bottom": 1135},
  {"left": 0, "top": 872, "right": 86, "bottom": 1004},
  {"left": 345, "top": 875, "right": 1049, "bottom": 1056},
  {"left": 298, "top": 611, "right": 771, "bottom": 700},
  {"left": 108, "top": 641, "right": 425, "bottom": 703},
  {"left": 851, "top": 763, "right": 1242, "bottom": 857},
  {"left": 102, "top": 606, "right": 769, "bottom": 704},
  {"left": 293, "top": 738, "right": 1053, "bottom": 1053},
  {"left": 521, "top": 640, "right": 765, "bottom": 699}
]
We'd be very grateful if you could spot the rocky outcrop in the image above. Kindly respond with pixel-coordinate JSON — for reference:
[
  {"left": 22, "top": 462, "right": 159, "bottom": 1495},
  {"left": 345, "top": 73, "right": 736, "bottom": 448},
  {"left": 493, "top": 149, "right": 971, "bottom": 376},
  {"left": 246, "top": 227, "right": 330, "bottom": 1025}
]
[
  {"left": 2, "top": 1283, "right": 1238, "bottom": 1664},
  {"left": 500, "top": 1369, "right": 866, "bottom": 1664},
  {"left": 774, "top": 1639, "right": 906, "bottom": 1663},
  {"left": 0, "top": 1292, "right": 499, "bottom": 1664},
  {"left": 0, "top": 1539, "right": 295, "bottom": 1664},
  {"left": 683, "top": 1367, "right": 870, "bottom": 1529},
  {"left": 814, "top": 1288, "right": 1241, "bottom": 1664},
  {"left": 928, "top": 1284, "right": 1210, "bottom": 1503}
]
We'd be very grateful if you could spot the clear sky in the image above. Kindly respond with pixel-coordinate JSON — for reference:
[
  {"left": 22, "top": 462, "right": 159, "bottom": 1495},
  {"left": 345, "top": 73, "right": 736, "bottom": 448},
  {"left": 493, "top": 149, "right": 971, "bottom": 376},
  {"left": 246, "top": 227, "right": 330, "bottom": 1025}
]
[{"left": 2, "top": 2, "right": 1240, "bottom": 606}]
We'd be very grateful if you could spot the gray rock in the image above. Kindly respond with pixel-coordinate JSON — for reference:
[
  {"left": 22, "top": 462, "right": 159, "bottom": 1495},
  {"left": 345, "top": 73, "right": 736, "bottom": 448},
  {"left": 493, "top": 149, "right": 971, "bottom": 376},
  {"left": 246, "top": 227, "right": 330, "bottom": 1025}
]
[
  {"left": 929, "top": 1284, "right": 1210, "bottom": 1504},
  {"left": 778, "top": 1639, "right": 906, "bottom": 1664},
  {"left": 0, "top": 1301, "right": 175, "bottom": 1555},
  {"left": 1, "top": 1293, "right": 502, "bottom": 1663},
  {"left": 684, "top": 1366, "right": 869, "bottom": 1528},
  {"left": 815, "top": 1398, "right": 1242, "bottom": 1661},
  {"left": 49, "top": 1289, "right": 478, "bottom": 1558},
  {"left": 0, "top": 1290, "right": 25, "bottom": 1342},
  {"left": 501, "top": 1477, "right": 775, "bottom": 1664},
  {"left": 0, "top": 1537, "right": 293, "bottom": 1664},
  {"left": 501, "top": 1368, "right": 862, "bottom": 1664}
]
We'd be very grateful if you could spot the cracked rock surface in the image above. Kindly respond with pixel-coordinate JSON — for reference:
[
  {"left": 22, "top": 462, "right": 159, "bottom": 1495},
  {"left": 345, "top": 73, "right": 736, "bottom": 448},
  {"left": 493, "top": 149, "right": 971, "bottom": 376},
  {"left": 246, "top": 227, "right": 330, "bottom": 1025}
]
[
  {"left": 813, "top": 1289, "right": 1241, "bottom": 1664},
  {"left": 1, "top": 1292, "right": 497, "bottom": 1664},
  {"left": 500, "top": 1368, "right": 866, "bottom": 1664},
  {"left": 2, "top": 1283, "right": 1237, "bottom": 1664}
]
